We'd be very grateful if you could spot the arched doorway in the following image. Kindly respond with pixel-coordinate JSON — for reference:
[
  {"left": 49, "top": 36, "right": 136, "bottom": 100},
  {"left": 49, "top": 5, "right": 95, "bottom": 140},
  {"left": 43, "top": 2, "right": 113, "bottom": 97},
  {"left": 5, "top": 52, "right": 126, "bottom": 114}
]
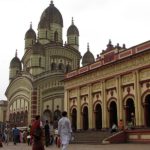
[
  {"left": 42, "top": 109, "right": 52, "bottom": 124},
  {"left": 109, "top": 101, "right": 117, "bottom": 128},
  {"left": 125, "top": 98, "right": 135, "bottom": 124},
  {"left": 83, "top": 106, "right": 89, "bottom": 130},
  {"left": 95, "top": 104, "right": 102, "bottom": 130},
  {"left": 144, "top": 94, "right": 150, "bottom": 127},
  {"left": 72, "top": 108, "right": 77, "bottom": 131}
]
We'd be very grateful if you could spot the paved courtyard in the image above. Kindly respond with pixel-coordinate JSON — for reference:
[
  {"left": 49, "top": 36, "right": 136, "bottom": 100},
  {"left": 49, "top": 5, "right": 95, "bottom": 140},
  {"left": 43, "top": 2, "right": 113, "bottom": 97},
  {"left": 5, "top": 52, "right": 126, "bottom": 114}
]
[{"left": 1, "top": 143, "right": 150, "bottom": 150}]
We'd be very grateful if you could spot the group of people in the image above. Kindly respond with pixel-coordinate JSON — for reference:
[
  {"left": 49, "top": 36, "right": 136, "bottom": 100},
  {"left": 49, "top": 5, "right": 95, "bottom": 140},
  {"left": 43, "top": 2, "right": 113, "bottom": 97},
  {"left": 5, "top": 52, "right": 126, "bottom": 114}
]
[
  {"left": 111, "top": 113, "right": 136, "bottom": 133},
  {"left": 31, "top": 111, "right": 72, "bottom": 150},
  {"left": 0, "top": 111, "right": 72, "bottom": 150}
]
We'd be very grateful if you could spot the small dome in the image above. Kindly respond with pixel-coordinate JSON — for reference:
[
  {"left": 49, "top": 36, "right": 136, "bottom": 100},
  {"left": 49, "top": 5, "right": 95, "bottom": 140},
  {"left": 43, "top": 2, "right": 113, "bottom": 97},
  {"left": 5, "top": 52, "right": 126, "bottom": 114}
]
[
  {"left": 31, "top": 42, "right": 45, "bottom": 55},
  {"left": 82, "top": 43, "right": 95, "bottom": 66},
  {"left": 25, "top": 23, "right": 36, "bottom": 39},
  {"left": 38, "top": 1, "right": 63, "bottom": 29},
  {"left": 10, "top": 51, "right": 22, "bottom": 69},
  {"left": 67, "top": 18, "right": 79, "bottom": 36}
]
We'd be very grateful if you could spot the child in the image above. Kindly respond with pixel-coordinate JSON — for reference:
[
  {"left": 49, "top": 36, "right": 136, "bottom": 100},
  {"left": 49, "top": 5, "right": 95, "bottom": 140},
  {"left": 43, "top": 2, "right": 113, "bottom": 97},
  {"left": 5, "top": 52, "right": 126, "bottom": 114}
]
[{"left": 27, "top": 132, "right": 31, "bottom": 145}]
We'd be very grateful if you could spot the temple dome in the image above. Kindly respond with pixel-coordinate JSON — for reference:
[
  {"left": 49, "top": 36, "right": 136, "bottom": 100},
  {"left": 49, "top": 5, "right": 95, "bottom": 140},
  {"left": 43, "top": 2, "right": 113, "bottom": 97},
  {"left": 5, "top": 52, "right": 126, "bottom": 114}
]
[
  {"left": 82, "top": 43, "right": 95, "bottom": 66},
  {"left": 38, "top": 1, "right": 63, "bottom": 29}
]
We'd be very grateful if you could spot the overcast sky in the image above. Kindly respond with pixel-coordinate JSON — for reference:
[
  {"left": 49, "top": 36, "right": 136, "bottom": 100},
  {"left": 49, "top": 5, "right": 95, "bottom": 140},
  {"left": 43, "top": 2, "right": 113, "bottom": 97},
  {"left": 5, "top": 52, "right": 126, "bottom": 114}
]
[{"left": 0, "top": 0, "right": 150, "bottom": 100}]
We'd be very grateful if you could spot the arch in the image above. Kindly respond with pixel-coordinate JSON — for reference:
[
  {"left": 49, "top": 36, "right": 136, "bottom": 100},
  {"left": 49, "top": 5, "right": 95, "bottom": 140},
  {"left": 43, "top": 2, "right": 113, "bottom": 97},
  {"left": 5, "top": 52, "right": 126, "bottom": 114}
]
[
  {"left": 51, "top": 62, "right": 57, "bottom": 71},
  {"left": 39, "top": 57, "right": 41, "bottom": 66},
  {"left": 124, "top": 98, "right": 135, "bottom": 126},
  {"left": 95, "top": 103, "right": 102, "bottom": 130},
  {"left": 58, "top": 63, "right": 64, "bottom": 71},
  {"left": 82, "top": 106, "right": 89, "bottom": 130},
  {"left": 66, "top": 64, "right": 72, "bottom": 73},
  {"left": 53, "top": 109, "right": 61, "bottom": 129},
  {"left": 24, "top": 110, "right": 28, "bottom": 125},
  {"left": 42, "top": 109, "right": 52, "bottom": 123},
  {"left": 71, "top": 108, "right": 77, "bottom": 131},
  {"left": 109, "top": 101, "right": 117, "bottom": 127},
  {"left": 143, "top": 94, "right": 150, "bottom": 127},
  {"left": 54, "top": 31, "right": 58, "bottom": 42}
]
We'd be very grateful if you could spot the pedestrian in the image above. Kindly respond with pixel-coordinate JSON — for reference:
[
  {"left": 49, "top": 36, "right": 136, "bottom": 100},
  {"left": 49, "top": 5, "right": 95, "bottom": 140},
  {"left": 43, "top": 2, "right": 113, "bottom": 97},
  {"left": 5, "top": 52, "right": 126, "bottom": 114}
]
[
  {"left": 44, "top": 120, "right": 50, "bottom": 147},
  {"left": 31, "top": 115, "right": 45, "bottom": 150},
  {"left": 58, "top": 111, "right": 72, "bottom": 150},
  {"left": 27, "top": 132, "right": 31, "bottom": 145},
  {"left": 12, "top": 125, "right": 20, "bottom": 145},
  {"left": 118, "top": 119, "right": 124, "bottom": 130},
  {"left": 111, "top": 123, "right": 118, "bottom": 133},
  {"left": 49, "top": 121, "right": 54, "bottom": 145},
  {"left": 4, "top": 127, "right": 9, "bottom": 145}
]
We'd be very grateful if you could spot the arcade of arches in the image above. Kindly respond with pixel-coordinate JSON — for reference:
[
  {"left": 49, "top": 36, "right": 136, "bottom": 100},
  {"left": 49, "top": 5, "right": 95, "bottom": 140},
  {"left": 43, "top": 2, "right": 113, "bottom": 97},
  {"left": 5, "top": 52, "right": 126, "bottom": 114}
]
[{"left": 64, "top": 41, "right": 150, "bottom": 131}]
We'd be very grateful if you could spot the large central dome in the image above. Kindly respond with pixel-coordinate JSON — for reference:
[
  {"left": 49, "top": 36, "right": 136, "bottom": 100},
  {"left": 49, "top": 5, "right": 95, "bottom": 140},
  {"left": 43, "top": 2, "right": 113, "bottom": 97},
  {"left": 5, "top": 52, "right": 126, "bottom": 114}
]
[{"left": 39, "top": 1, "right": 63, "bottom": 28}]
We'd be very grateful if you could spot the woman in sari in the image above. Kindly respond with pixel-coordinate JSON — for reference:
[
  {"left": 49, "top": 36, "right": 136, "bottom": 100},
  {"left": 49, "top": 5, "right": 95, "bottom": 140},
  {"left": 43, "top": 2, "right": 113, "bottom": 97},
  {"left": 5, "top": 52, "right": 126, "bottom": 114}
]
[{"left": 31, "top": 115, "right": 45, "bottom": 150}]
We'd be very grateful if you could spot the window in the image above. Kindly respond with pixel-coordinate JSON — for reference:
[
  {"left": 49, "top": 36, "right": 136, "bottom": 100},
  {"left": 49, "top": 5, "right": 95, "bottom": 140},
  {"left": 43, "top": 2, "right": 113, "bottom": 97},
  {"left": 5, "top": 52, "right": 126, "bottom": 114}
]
[{"left": 54, "top": 31, "right": 58, "bottom": 42}]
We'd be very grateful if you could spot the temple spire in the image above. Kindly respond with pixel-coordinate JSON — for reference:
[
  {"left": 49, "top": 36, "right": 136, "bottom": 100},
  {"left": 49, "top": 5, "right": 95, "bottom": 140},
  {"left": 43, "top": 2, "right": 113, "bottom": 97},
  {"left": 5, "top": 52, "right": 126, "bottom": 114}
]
[
  {"left": 72, "top": 17, "right": 74, "bottom": 25},
  {"left": 87, "top": 43, "right": 90, "bottom": 51},
  {"left": 15, "top": 49, "right": 18, "bottom": 57},
  {"left": 50, "top": 0, "right": 54, "bottom": 5},
  {"left": 30, "top": 22, "right": 32, "bottom": 29}
]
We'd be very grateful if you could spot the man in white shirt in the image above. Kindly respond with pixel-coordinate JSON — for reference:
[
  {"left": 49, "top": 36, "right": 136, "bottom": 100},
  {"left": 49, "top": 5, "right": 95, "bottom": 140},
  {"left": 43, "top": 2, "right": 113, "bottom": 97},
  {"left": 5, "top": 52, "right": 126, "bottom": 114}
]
[{"left": 58, "top": 111, "right": 72, "bottom": 150}]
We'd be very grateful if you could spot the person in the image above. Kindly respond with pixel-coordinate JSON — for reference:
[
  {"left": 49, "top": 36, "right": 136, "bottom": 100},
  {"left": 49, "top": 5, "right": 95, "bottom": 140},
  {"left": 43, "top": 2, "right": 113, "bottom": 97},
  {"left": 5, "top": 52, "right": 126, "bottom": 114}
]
[
  {"left": 111, "top": 123, "right": 118, "bottom": 133},
  {"left": 49, "top": 121, "right": 54, "bottom": 145},
  {"left": 58, "top": 111, "right": 72, "bottom": 150},
  {"left": 31, "top": 115, "right": 45, "bottom": 150},
  {"left": 44, "top": 120, "right": 50, "bottom": 147},
  {"left": 131, "top": 112, "right": 135, "bottom": 128},
  {"left": 12, "top": 125, "right": 20, "bottom": 145},
  {"left": 4, "top": 127, "right": 9, "bottom": 145},
  {"left": 27, "top": 132, "right": 31, "bottom": 145},
  {"left": 118, "top": 119, "right": 124, "bottom": 130}
]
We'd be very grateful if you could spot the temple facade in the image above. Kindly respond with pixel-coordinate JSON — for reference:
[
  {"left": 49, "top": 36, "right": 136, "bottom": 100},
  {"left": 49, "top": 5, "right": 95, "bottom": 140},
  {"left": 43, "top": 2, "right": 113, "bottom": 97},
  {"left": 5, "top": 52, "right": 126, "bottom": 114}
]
[
  {"left": 5, "top": 1, "right": 86, "bottom": 128},
  {"left": 64, "top": 40, "right": 150, "bottom": 131}
]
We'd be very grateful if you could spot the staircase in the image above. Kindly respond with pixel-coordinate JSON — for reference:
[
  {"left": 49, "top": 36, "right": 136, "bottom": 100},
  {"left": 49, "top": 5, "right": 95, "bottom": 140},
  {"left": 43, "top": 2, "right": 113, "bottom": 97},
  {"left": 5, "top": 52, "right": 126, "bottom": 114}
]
[{"left": 71, "top": 130, "right": 111, "bottom": 144}]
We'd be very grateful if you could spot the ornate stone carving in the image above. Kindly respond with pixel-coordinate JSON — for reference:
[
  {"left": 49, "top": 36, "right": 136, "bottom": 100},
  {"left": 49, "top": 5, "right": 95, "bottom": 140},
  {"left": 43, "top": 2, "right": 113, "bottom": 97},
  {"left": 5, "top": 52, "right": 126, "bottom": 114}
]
[{"left": 122, "top": 73, "right": 134, "bottom": 85}]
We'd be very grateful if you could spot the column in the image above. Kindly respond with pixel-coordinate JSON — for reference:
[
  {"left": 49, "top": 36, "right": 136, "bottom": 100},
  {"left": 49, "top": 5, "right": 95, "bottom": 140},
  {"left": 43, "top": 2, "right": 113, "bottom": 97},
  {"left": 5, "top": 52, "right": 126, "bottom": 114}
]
[
  {"left": 77, "top": 87, "right": 81, "bottom": 130},
  {"left": 134, "top": 70, "right": 140, "bottom": 126},
  {"left": 31, "top": 88, "right": 37, "bottom": 121},
  {"left": 64, "top": 90, "right": 68, "bottom": 112},
  {"left": 116, "top": 76, "right": 123, "bottom": 122},
  {"left": 88, "top": 84, "right": 93, "bottom": 129},
  {"left": 102, "top": 81, "right": 107, "bottom": 128},
  {"left": 136, "top": 70, "right": 142, "bottom": 126}
]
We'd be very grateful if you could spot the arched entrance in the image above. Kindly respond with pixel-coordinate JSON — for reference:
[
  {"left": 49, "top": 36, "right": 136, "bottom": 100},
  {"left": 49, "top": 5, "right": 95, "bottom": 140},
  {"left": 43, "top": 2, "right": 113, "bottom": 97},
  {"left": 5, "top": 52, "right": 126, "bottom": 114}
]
[
  {"left": 109, "top": 101, "right": 117, "bottom": 128},
  {"left": 95, "top": 104, "right": 102, "bottom": 130},
  {"left": 42, "top": 109, "right": 52, "bottom": 124},
  {"left": 144, "top": 94, "right": 150, "bottom": 127},
  {"left": 72, "top": 108, "right": 77, "bottom": 131},
  {"left": 83, "top": 106, "right": 89, "bottom": 130},
  {"left": 125, "top": 98, "right": 135, "bottom": 124}
]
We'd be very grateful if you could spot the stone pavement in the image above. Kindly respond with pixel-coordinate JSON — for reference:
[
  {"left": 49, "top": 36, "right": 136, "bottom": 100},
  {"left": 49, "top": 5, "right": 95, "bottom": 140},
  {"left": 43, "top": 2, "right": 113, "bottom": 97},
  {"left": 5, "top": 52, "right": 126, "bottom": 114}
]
[{"left": 1, "top": 143, "right": 150, "bottom": 150}]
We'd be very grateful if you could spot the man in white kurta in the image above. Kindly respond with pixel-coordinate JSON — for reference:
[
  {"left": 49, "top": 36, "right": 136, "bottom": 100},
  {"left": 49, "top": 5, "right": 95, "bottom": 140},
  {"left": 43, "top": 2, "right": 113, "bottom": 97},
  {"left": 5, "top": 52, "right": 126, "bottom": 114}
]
[{"left": 58, "top": 111, "right": 72, "bottom": 150}]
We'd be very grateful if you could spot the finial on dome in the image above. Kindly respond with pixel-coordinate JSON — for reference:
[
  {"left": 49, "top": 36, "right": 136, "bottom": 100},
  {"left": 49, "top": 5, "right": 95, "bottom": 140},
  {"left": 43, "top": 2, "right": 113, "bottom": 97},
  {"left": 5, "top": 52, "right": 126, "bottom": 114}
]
[
  {"left": 15, "top": 49, "right": 18, "bottom": 57},
  {"left": 109, "top": 39, "right": 112, "bottom": 44},
  {"left": 72, "top": 17, "right": 74, "bottom": 25},
  {"left": 30, "top": 22, "right": 32, "bottom": 29},
  {"left": 50, "top": 0, "right": 54, "bottom": 5},
  {"left": 87, "top": 43, "right": 90, "bottom": 51}
]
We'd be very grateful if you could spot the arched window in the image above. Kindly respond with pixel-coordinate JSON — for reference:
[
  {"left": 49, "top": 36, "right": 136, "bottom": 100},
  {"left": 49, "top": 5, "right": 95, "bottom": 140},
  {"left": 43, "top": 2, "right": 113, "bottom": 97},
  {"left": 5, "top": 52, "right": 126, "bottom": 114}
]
[
  {"left": 66, "top": 64, "right": 72, "bottom": 73},
  {"left": 58, "top": 63, "right": 64, "bottom": 71},
  {"left": 54, "top": 31, "right": 58, "bottom": 42},
  {"left": 39, "top": 57, "right": 41, "bottom": 67},
  {"left": 75, "top": 36, "right": 77, "bottom": 44},
  {"left": 46, "top": 30, "right": 47, "bottom": 38},
  {"left": 51, "top": 62, "right": 57, "bottom": 71}
]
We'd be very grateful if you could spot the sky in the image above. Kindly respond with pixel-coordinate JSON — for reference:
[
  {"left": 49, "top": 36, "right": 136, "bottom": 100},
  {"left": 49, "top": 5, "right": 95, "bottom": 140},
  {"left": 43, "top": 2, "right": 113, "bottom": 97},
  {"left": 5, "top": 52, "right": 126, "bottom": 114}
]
[{"left": 0, "top": 0, "right": 150, "bottom": 100}]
